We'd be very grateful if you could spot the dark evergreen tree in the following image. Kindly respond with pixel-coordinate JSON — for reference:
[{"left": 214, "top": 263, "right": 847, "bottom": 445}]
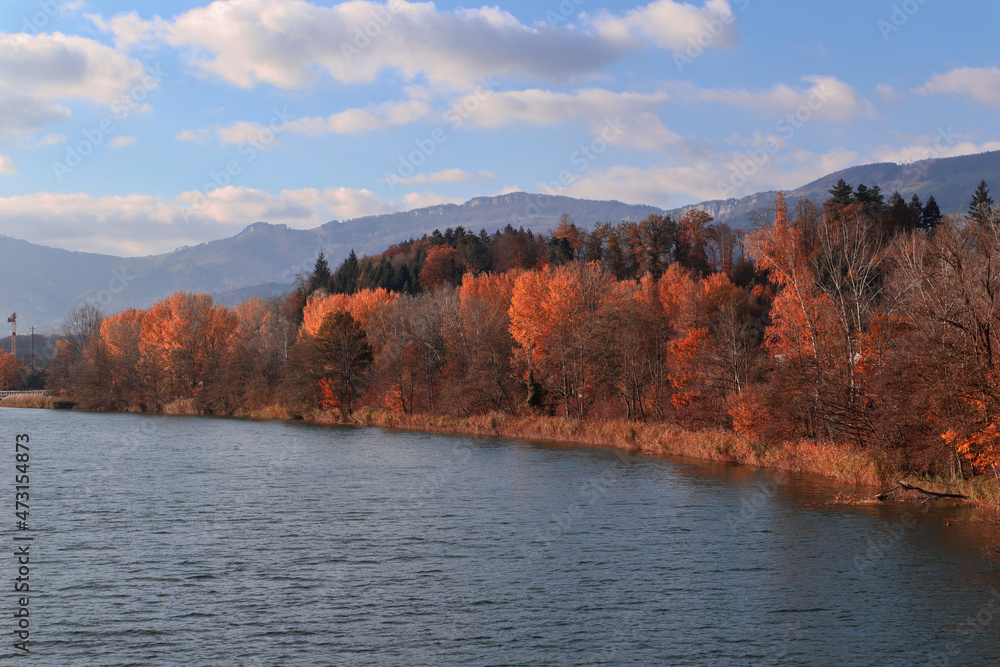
[
  {"left": 307, "top": 252, "right": 332, "bottom": 294},
  {"left": 855, "top": 183, "right": 872, "bottom": 205},
  {"left": 907, "top": 194, "right": 924, "bottom": 231},
  {"left": 365, "top": 255, "right": 396, "bottom": 291},
  {"left": 886, "top": 191, "right": 912, "bottom": 233},
  {"left": 547, "top": 236, "right": 573, "bottom": 265},
  {"left": 854, "top": 184, "right": 885, "bottom": 216},
  {"left": 968, "top": 180, "right": 994, "bottom": 226},
  {"left": 921, "top": 195, "right": 943, "bottom": 233},
  {"left": 868, "top": 184, "right": 885, "bottom": 212},
  {"left": 331, "top": 250, "right": 360, "bottom": 294},
  {"left": 829, "top": 179, "right": 854, "bottom": 206}
]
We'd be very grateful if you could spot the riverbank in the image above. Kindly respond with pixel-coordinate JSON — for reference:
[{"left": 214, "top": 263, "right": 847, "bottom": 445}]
[
  {"left": 0, "top": 393, "right": 69, "bottom": 409},
  {"left": 349, "top": 409, "right": 883, "bottom": 482},
  {"left": 6, "top": 395, "right": 998, "bottom": 513},
  {"left": 342, "top": 409, "right": 1000, "bottom": 514}
]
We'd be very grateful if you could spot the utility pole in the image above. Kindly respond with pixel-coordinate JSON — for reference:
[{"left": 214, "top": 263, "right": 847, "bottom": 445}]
[
  {"left": 6, "top": 313, "right": 15, "bottom": 357},
  {"left": 30, "top": 326, "right": 34, "bottom": 372}
]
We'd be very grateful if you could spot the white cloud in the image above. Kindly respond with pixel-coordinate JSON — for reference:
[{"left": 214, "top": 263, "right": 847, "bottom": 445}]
[
  {"left": 387, "top": 168, "right": 494, "bottom": 186},
  {"left": 875, "top": 83, "right": 900, "bottom": 104},
  {"left": 175, "top": 128, "right": 210, "bottom": 142},
  {"left": 107, "top": 135, "right": 136, "bottom": 149},
  {"left": 609, "top": 112, "right": 685, "bottom": 151},
  {"left": 30, "top": 133, "right": 67, "bottom": 148},
  {"left": 216, "top": 121, "right": 277, "bottom": 146},
  {"left": 590, "top": 0, "right": 740, "bottom": 51},
  {"left": 871, "top": 138, "right": 1000, "bottom": 165},
  {"left": 466, "top": 88, "right": 669, "bottom": 128},
  {"left": 0, "top": 92, "right": 71, "bottom": 141},
  {"left": 87, "top": 11, "right": 169, "bottom": 50},
  {"left": 0, "top": 33, "right": 152, "bottom": 106},
  {"left": 916, "top": 67, "right": 1000, "bottom": 107},
  {"left": 671, "top": 75, "right": 876, "bottom": 122},
  {"left": 402, "top": 192, "right": 463, "bottom": 209},
  {"left": 286, "top": 100, "right": 432, "bottom": 135},
  {"left": 0, "top": 186, "right": 405, "bottom": 255},
  {"left": 552, "top": 145, "right": 861, "bottom": 206},
  {"left": 0, "top": 156, "right": 16, "bottom": 175},
  {"left": 92, "top": 0, "right": 634, "bottom": 90}
]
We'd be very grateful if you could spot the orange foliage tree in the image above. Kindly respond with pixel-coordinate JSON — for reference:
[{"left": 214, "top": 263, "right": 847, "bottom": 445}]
[
  {"left": 300, "top": 288, "right": 396, "bottom": 339},
  {"left": 510, "top": 262, "right": 615, "bottom": 418},
  {"left": 139, "top": 292, "right": 238, "bottom": 403},
  {"left": 420, "top": 246, "right": 459, "bottom": 291},
  {"left": 0, "top": 352, "right": 22, "bottom": 390}
]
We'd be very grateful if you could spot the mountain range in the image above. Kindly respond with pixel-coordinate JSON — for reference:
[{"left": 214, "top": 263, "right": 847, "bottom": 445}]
[{"left": 4, "top": 150, "right": 998, "bottom": 332}]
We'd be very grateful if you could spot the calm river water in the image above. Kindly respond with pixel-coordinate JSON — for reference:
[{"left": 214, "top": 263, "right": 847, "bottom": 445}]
[{"left": 1, "top": 408, "right": 998, "bottom": 665}]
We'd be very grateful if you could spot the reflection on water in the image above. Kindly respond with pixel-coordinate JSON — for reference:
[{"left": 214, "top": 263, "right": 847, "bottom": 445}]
[{"left": 2, "top": 408, "right": 998, "bottom": 665}]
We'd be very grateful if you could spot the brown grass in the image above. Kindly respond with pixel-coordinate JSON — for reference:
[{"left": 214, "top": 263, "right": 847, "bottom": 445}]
[
  {"left": 0, "top": 394, "right": 70, "bottom": 410},
  {"left": 162, "top": 398, "right": 199, "bottom": 415},
  {"left": 246, "top": 405, "right": 297, "bottom": 421},
  {"left": 349, "top": 409, "right": 887, "bottom": 488}
]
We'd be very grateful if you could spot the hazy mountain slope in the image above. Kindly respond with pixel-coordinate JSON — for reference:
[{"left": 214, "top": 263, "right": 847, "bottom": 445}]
[
  {"left": 7, "top": 151, "right": 1000, "bottom": 332},
  {"left": 660, "top": 151, "right": 1000, "bottom": 231},
  {"left": 789, "top": 150, "right": 1000, "bottom": 213},
  {"left": 0, "top": 235, "right": 120, "bottom": 331},
  {"left": 5, "top": 194, "right": 664, "bottom": 331},
  {"left": 315, "top": 192, "right": 665, "bottom": 259}
]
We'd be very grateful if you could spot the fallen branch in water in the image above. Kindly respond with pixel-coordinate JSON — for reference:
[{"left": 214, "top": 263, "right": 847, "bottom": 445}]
[
  {"left": 898, "top": 481, "right": 968, "bottom": 500},
  {"left": 874, "top": 483, "right": 902, "bottom": 501},
  {"left": 871, "top": 482, "right": 969, "bottom": 503}
]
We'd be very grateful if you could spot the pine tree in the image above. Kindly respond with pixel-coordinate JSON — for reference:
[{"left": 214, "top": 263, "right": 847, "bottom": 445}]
[
  {"left": 855, "top": 183, "right": 871, "bottom": 205},
  {"left": 907, "top": 194, "right": 924, "bottom": 231},
  {"left": 868, "top": 184, "right": 885, "bottom": 212},
  {"left": 886, "top": 191, "right": 909, "bottom": 233},
  {"left": 968, "top": 180, "right": 994, "bottom": 226},
  {"left": 307, "top": 252, "right": 332, "bottom": 294},
  {"left": 855, "top": 184, "right": 885, "bottom": 215},
  {"left": 331, "top": 250, "right": 361, "bottom": 294},
  {"left": 921, "top": 195, "right": 943, "bottom": 233},
  {"left": 829, "top": 179, "right": 854, "bottom": 206}
]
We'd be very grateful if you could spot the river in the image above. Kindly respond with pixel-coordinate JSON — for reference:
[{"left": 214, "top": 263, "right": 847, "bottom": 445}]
[{"left": 1, "top": 408, "right": 997, "bottom": 665}]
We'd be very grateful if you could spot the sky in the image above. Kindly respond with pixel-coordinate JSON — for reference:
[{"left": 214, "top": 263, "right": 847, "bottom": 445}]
[{"left": 0, "top": 0, "right": 998, "bottom": 257}]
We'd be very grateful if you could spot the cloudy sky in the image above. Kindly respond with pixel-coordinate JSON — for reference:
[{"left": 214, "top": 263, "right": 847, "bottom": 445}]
[{"left": 0, "top": 0, "right": 998, "bottom": 256}]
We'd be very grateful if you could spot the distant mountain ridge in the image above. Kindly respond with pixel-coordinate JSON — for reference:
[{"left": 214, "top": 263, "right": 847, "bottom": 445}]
[
  {"left": 4, "top": 150, "right": 999, "bottom": 332},
  {"left": 0, "top": 193, "right": 664, "bottom": 331},
  {"left": 668, "top": 150, "right": 1000, "bottom": 228}
]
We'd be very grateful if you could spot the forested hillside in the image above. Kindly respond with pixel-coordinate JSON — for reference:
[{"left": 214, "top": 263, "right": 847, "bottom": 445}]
[{"left": 38, "top": 179, "right": 1000, "bottom": 485}]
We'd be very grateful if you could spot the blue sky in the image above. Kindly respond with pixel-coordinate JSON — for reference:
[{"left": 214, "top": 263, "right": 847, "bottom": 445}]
[{"left": 0, "top": 0, "right": 998, "bottom": 256}]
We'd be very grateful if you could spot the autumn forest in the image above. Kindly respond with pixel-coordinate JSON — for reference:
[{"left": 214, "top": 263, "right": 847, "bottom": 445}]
[{"left": 34, "top": 180, "right": 1000, "bottom": 484}]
